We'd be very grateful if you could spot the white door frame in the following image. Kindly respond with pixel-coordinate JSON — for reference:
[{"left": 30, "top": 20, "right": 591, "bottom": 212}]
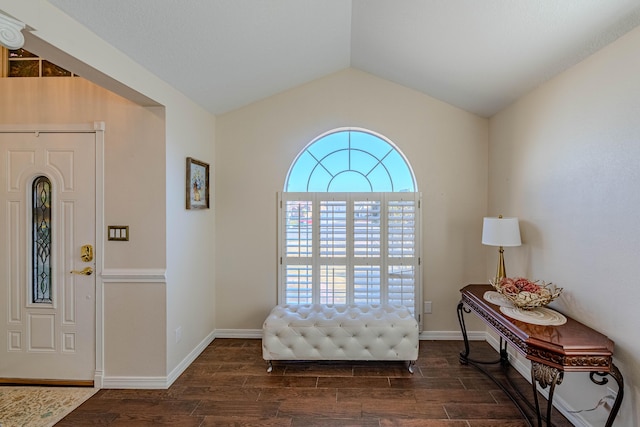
[{"left": 0, "top": 122, "right": 105, "bottom": 387}]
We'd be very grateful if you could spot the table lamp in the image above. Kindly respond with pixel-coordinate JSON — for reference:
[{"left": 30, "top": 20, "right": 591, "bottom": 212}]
[{"left": 482, "top": 215, "right": 521, "bottom": 284}]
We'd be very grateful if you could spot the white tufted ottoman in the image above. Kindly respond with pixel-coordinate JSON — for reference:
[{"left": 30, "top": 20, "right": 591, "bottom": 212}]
[{"left": 262, "top": 304, "right": 419, "bottom": 373}]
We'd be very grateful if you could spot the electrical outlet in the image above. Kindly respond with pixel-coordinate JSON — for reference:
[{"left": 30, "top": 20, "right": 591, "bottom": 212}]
[
  {"left": 604, "top": 387, "right": 617, "bottom": 411},
  {"left": 175, "top": 326, "right": 182, "bottom": 343},
  {"left": 424, "top": 301, "right": 432, "bottom": 314}
]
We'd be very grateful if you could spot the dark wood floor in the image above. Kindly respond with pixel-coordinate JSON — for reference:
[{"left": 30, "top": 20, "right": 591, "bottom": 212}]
[{"left": 57, "top": 339, "right": 574, "bottom": 426}]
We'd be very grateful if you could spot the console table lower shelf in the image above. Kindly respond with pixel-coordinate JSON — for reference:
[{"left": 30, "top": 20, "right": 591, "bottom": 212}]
[{"left": 457, "top": 284, "right": 624, "bottom": 427}]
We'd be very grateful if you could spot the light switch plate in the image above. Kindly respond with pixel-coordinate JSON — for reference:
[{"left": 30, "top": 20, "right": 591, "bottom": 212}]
[{"left": 108, "top": 225, "right": 129, "bottom": 241}]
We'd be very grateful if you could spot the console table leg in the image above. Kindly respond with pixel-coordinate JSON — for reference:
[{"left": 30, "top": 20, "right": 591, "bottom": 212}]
[
  {"left": 499, "top": 338, "right": 509, "bottom": 367},
  {"left": 590, "top": 364, "right": 624, "bottom": 427},
  {"left": 531, "top": 361, "right": 564, "bottom": 427},
  {"left": 458, "top": 300, "right": 505, "bottom": 365},
  {"left": 457, "top": 301, "right": 471, "bottom": 364}
]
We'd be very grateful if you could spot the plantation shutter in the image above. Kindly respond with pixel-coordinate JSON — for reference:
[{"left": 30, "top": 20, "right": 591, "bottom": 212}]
[
  {"left": 279, "top": 192, "right": 421, "bottom": 320},
  {"left": 282, "top": 199, "right": 313, "bottom": 304},
  {"left": 387, "top": 196, "right": 418, "bottom": 310},
  {"left": 353, "top": 197, "right": 382, "bottom": 306},
  {"left": 318, "top": 198, "right": 347, "bottom": 304}
]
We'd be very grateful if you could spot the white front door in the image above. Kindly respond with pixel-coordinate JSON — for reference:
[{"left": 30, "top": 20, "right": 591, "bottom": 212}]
[{"left": 0, "top": 130, "right": 96, "bottom": 382}]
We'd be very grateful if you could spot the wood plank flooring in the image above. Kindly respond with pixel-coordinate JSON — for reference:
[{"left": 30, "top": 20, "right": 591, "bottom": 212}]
[{"left": 57, "top": 339, "right": 574, "bottom": 426}]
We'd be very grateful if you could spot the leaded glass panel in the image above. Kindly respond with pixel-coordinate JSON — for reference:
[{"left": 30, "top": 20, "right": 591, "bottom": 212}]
[
  {"left": 7, "top": 48, "right": 74, "bottom": 78},
  {"left": 9, "top": 60, "right": 39, "bottom": 77},
  {"left": 8, "top": 48, "right": 37, "bottom": 58},
  {"left": 43, "top": 60, "right": 72, "bottom": 77},
  {"left": 32, "top": 176, "right": 52, "bottom": 303}
]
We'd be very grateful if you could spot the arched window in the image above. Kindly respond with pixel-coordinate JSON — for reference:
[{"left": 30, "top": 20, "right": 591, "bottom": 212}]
[
  {"left": 279, "top": 129, "right": 421, "bottom": 320},
  {"left": 285, "top": 129, "right": 416, "bottom": 192}
]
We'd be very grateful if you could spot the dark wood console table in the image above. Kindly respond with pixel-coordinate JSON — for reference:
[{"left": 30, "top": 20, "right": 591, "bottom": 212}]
[{"left": 458, "top": 284, "right": 624, "bottom": 427}]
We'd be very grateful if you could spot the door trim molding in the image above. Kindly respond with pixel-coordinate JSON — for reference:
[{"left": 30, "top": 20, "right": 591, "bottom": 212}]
[
  {"left": 0, "top": 122, "right": 105, "bottom": 134},
  {"left": 94, "top": 122, "right": 106, "bottom": 389}
]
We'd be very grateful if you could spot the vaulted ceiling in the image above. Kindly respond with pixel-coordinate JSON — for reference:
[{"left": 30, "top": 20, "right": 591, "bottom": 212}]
[{"left": 48, "top": 0, "right": 640, "bottom": 117}]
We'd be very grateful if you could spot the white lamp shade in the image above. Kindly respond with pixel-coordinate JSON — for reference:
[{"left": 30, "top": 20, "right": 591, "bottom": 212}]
[{"left": 482, "top": 217, "right": 521, "bottom": 247}]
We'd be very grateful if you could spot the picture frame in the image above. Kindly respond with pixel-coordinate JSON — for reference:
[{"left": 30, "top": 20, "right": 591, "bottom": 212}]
[{"left": 186, "top": 157, "right": 210, "bottom": 210}]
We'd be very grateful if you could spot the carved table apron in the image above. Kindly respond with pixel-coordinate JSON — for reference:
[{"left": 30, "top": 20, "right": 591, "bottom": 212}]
[{"left": 457, "top": 284, "right": 623, "bottom": 427}]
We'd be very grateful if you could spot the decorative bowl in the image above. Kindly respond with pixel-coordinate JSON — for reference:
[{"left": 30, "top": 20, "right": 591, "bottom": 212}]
[{"left": 490, "top": 277, "right": 562, "bottom": 310}]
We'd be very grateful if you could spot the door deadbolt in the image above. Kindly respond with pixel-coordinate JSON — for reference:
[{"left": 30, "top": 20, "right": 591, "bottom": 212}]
[{"left": 81, "top": 244, "right": 93, "bottom": 262}]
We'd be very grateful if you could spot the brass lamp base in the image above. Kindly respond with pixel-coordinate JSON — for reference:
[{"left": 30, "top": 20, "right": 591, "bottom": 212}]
[{"left": 494, "top": 246, "right": 506, "bottom": 284}]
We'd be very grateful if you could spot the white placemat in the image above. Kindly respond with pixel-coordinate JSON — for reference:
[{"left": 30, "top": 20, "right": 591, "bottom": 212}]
[
  {"left": 499, "top": 306, "right": 567, "bottom": 326},
  {"left": 483, "top": 290, "right": 515, "bottom": 308}
]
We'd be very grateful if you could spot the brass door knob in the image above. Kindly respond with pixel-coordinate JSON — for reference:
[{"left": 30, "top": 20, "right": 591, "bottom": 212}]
[{"left": 70, "top": 267, "right": 93, "bottom": 276}]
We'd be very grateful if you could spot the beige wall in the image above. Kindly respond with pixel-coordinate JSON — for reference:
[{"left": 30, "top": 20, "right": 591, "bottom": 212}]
[
  {"left": 164, "top": 94, "right": 216, "bottom": 373},
  {"left": 489, "top": 25, "right": 640, "bottom": 426},
  {"left": 215, "top": 68, "right": 489, "bottom": 332}
]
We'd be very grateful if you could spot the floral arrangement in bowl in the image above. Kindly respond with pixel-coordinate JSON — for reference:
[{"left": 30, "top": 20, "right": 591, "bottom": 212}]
[{"left": 491, "top": 277, "right": 562, "bottom": 310}]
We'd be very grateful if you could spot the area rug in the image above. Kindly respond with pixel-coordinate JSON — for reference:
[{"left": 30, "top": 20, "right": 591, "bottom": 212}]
[{"left": 0, "top": 386, "right": 98, "bottom": 427}]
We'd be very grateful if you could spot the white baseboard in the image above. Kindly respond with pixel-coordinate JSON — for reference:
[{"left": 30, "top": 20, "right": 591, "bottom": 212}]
[
  {"left": 101, "top": 330, "right": 215, "bottom": 389},
  {"left": 419, "top": 330, "right": 485, "bottom": 340},
  {"left": 101, "top": 375, "right": 169, "bottom": 389},
  {"left": 214, "top": 328, "right": 263, "bottom": 339},
  {"left": 166, "top": 330, "right": 216, "bottom": 387}
]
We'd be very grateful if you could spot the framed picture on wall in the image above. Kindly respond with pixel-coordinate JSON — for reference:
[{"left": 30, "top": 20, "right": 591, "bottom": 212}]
[{"left": 186, "top": 157, "right": 210, "bottom": 210}]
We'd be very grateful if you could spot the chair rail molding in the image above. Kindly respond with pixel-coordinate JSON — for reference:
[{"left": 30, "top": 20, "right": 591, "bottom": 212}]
[
  {"left": 0, "top": 12, "right": 25, "bottom": 49},
  {"left": 101, "top": 268, "right": 167, "bottom": 283}
]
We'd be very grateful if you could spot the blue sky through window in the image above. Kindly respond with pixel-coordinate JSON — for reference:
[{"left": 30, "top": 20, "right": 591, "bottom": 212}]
[{"left": 286, "top": 129, "right": 415, "bottom": 192}]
